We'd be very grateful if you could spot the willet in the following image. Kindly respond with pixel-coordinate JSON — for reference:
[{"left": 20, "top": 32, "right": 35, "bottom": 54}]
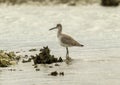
[{"left": 49, "top": 24, "right": 84, "bottom": 60}]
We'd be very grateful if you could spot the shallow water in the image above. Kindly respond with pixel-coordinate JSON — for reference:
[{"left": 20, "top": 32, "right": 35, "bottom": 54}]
[{"left": 0, "top": 4, "right": 120, "bottom": 85}]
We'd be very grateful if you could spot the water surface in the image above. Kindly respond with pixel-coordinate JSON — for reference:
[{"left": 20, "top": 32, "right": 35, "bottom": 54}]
[{"left": 0, "top": 4, "right": 120, "bottom": 85}]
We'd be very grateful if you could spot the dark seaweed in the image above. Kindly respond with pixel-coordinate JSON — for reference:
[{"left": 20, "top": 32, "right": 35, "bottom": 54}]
[{"left": 33, "top": 46, "right": 63, "bottom": 64}]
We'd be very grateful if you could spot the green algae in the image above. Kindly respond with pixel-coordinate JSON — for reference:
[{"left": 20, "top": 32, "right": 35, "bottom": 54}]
[{"left": 0, "top": 50, "right": 19, "bottom": 67}]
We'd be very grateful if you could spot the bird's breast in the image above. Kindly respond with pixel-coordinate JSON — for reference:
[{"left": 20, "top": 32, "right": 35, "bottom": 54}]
[{"left": 58, "top": 36, "right": 71, "bottom": 47}]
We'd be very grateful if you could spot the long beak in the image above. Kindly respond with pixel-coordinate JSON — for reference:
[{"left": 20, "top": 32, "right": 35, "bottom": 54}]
[{"left": 49, "top": 27, "right": 57, "bottom": 31}]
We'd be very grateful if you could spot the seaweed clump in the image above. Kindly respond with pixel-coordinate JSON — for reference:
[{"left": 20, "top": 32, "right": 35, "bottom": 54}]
[
  {"left": 33, "top": 46, "right": 63, "bottom": 64},
  {"left": 22, "top": 58, "right": 32, "bottom": 63},
  {"left": 29, "top": 48, "right": 37, "bottom": 52},
  {"left": 50, "top": 71, "right": 58, "bottom": 76},
  {"left": 49, "top": 71, "right": 64, "bottom": 76},
  {"left": 101, "top": 0, "right": 119, "bottom": 6},
  {"left": 0, "top": 50, "right": 19, "bottom": 67}
]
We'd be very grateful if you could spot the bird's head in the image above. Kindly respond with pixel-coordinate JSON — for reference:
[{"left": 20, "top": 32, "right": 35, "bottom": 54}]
[{"left": 49, "top": 24, "right": 62, "bottom": 31}]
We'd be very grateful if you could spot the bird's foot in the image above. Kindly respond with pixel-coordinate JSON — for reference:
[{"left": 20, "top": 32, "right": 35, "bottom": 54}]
[
  {"left": 65, "top": 56, "right": 73, "bottom": 65},
  {"left": 66, "top": 56, "right": 72, "bottom": 62}
]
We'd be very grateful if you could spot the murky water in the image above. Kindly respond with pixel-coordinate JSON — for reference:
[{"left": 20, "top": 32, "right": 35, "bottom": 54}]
[{"left": 0, "top": 4, "right": 120, "bottom": 85}]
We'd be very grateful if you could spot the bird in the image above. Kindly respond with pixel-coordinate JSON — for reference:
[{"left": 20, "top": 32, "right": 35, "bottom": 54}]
[{"left": 49, "top": 24, "right": 84, "bottom": 60}]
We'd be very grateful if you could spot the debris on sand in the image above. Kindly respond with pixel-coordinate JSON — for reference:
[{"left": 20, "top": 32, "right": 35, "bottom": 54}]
[
  {"left": 29, "top": 48, "right": 37, "bottom": 52},
  {"left": 0, "top": 50, "right": 19, "bottom": 67},
  {"left": 35, "top": 68, "right": 40, "bottom": 71},
  {"left": 16, "top": 51, "right": 20, "bottom": 53},
  {"left": 15, "top": 55, "right": 21, "bottom": 61},
  {"left": 101, "top": 0, "right": 119, "bottom": 6},
  {"left": 59, "top": 72, "right": 64, "bottom": 76},
  {"left": 49, "top": 71, "right": 64, "bottom": 76},
  {"left": 58, "top": 57, "right": 63, "bottom": 62},
  {"left": 32, "top": 46, "right": 63, "bottom": 64},
  {"left": 50, "top": 71, "right": 58, "bottom": 76},
  {"left": 8, "top": 68, "right": 16, "bottom": 71},
  {"left": 22, "top": 58, "right": 32, "bottom": 63}
]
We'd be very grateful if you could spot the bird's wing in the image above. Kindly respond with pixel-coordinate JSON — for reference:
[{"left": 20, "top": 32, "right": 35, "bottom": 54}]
[{"left": 61, "top": 34, "right": 81, "bottom": 46}]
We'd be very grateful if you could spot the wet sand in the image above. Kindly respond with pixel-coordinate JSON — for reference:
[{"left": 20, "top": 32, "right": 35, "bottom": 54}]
[{"left": 0, "top": 56, "right": 120, "bottom": 85}]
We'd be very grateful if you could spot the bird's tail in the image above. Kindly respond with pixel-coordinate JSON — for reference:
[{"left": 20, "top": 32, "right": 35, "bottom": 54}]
[
  {"left": 74, "top": 40, "right": 84, "bottom": 47},
  {"left": 79, "top": 44, "right": 84, "bottom": 47}
]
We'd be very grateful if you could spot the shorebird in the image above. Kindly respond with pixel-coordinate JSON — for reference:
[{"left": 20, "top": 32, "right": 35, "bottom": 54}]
[{"left": 49, "top": 24, "right": 84, "bottom": 60}]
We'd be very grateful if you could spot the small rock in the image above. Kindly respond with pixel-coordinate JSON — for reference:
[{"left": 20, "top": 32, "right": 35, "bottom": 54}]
[
  {"left": 8, "top": 69, "right": 16, "bottom": 71},
  {"left": 29, "top": 48, "right": 37, "bottom": 52},
  {"left": 36, "top": 68, "right": 40, "bottom": 71},
  {"left": 59, "top": 72, "right": 64, "bottom": 76},
  {"left": 50, "top": 71, "right": 58, "bottom": 76},
  {"left": 58, "top": 57, "right": 63, "bottom": 62}
]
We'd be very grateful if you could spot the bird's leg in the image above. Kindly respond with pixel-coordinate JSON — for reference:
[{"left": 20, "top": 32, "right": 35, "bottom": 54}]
[
  {"left": 66, "top": 47, "right": 69, "bottom": 59},
  {"left": 65, "top": 47, "right": 72, "bottom": 63}
]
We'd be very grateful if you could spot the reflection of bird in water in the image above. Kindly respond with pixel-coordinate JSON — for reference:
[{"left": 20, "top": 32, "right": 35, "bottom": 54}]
[{"left": 49, "top": 24, "right": 84, "bottom": 60}]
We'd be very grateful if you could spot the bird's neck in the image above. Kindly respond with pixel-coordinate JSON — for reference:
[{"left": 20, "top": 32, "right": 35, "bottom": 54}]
[{"left": 57, "top": 27, "right": 62, "bottom": 37}]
